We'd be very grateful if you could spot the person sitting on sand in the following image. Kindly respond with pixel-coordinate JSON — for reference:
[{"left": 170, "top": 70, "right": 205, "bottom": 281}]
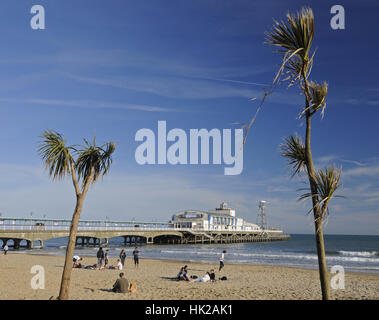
[
  {"left": 72, "top": 255, "right": 83, "bottom": 268},
  {"left": 177, "top": 267, "right": 184, "bottom": 279},
  {"left": 112, "top": 273, "right": 129, "bottom": 293},
  {"left": 177, "top": 266, "right": 190, "bottom": 281},
  {"left": 117, "top": 259, "right": 123, "bottom": 270},
  {"left": 209, "top": 269, "right": 216, "bottom": 282},
  {"left": 178, "top": 270, "right": 185, "bottom": 281}
]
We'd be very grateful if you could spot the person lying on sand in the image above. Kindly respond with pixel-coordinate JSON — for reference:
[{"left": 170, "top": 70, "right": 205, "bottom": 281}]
[
  {"left": 190, "top": 272, "right": 211, "bottom": 283},
  {"left": 105, "top": 260, "right": 122, "bottom": 270}
]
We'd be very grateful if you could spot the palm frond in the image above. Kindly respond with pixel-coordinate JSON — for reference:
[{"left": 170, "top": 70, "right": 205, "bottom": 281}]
[
  {"left": 99, "top": 142, "right": 116, "bottom": 176},
  {"left": 299, "top": 167, "right": 343, "bottom": 220},
  {"left": 266, "top": 7, "right": 315, "bottom": 85},
  {"left": 75, "top": 139, "right": 116, "bottom": 186},
  {"left": 38, "top": 130, "right": 73, "bottom": 180},
  {"left": 280, "top": 134, "right": 306, "bottom": 176},
  {"left": 298, "top": 81, "right": 328, "bottom": 118}
]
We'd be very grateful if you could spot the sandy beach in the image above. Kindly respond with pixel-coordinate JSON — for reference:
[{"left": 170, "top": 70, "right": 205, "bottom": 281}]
[{"left": 0, "top": 253, "right": 378, "bottom": 300}]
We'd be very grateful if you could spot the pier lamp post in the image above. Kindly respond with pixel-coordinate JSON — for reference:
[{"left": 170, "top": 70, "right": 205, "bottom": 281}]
[{"left": 30, "top": 212, "right": 33, "bottom": 229}]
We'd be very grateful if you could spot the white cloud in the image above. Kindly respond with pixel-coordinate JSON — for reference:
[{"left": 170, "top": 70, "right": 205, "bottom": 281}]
[
  {"left": 0, "top": 98, "right": 176, "bottom": 113},
  {"left": 0, "top": 162, "right": 377, "bottom": 235},
  {"left": 344, "top": 164, "right": 379, "bottom": 177}
]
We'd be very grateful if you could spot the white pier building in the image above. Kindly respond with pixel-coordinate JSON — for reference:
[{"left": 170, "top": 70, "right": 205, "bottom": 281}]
[{"left": 169, "top": 202, "right": 262, "bottom": 232}]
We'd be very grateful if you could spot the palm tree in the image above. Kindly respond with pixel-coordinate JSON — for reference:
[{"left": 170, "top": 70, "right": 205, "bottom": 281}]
[
  {"left": 280, "top": 134, "right": 343, "bottom": 299},
  {"left": 267, "top": 8, "right": 340, "bottom": 299},
  {"left": 39, "top": 130, "right": 116, "bottom": 300}
]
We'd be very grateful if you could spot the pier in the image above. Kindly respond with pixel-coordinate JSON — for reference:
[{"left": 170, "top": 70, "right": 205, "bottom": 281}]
[{"left": 0, "top": 217, "right": 290, "bottom": 249}]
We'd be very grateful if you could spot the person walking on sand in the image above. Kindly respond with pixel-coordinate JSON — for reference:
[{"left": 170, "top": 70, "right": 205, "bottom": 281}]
[
  {"left": 97, "top": 247, "right": 105, "bottom": 268},
  {"left": 132, "top": 247, "right": 140, "bottom": 269},
  {"left": 120, "top": 249, "right": 126, "bottom": 266},
  {"left": 219, "top": 250, "right": 226, "bottom": 272},
  {"left": 3, "top": 244, "right": 8, "bottom": 255}
]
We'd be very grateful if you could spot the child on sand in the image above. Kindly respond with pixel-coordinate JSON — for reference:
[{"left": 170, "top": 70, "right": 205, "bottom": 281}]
[
  {"left": 117, "top": 259, "right": 123, "bottom": 270},
  {"left": 104, "top": 250, "right": 110, "bottom": 268},
  {"left": 219, "top": 250, "right": 226, "bottom": 272}
]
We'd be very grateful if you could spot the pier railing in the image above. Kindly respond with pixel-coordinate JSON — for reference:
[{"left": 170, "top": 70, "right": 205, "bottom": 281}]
[{"left": 0, "top": 217, "right": 286, "bottom": 234}]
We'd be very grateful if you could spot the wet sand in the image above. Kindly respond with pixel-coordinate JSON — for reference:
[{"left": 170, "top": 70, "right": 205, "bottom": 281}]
[{"left": 0, "top": 253, "right": 378, "bottom": 300}]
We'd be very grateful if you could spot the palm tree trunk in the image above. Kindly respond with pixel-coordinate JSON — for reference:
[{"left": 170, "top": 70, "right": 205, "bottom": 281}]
[
  {"left": 314, "top": 215, "right": 330, "bottom": 300},
  {"left": 305, "top": 112, "right": 330, "bottom": 300},
  {"left": 58, "top": 195, "right": 84, "bottom": 300}
]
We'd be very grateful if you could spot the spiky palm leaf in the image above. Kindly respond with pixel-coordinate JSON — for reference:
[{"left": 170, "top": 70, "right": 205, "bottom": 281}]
[
  {"left": 38, "top": 130, "right": 74, "bottom": 180},
  {"left": 280, "top": 134, "right": 306, "bottom": 176},
  {"left": 309, "top": 81, "right": 328, "bottom": 117},
  {"left": 299, "top": 167, "right": 343, "bottom": 220},
  {"left": 266, "top": 7, "right": 315, "bottom": 85},
  {"left": 298, "top": 81, "right": 328, "bottom": 119},
  {"left": 75, "top": 139, "right": 116, "bottom": 186}
]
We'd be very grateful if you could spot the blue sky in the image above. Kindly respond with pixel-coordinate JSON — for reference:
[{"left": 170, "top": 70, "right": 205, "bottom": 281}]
[{"left": 0, "top": 0, "right": 378, "bottom": 235}]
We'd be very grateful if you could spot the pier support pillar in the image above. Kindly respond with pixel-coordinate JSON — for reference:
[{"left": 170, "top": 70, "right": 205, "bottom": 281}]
[
  {"left": 13, "top": 239, "right": 20, "bottom": 250},
  {"left": 102, "top": 238, "right": 109, "bottom": 247},
  {"left": 27, "top": 240, "right": 33, "bottom": 249}
]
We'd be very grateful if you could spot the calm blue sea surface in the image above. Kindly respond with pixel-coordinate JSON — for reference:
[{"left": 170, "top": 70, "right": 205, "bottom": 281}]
[{"left": 12, "top": 234, "right": 379, "bottom": 274}]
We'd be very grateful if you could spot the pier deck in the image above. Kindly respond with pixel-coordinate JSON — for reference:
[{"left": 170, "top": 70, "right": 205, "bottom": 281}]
[{"left": 0, "top": 217, "right": 290, "bottom": 249}]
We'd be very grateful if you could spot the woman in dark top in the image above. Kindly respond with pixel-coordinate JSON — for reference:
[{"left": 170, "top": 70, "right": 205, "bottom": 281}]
[{"left": 120, "top": 249, "right": 127, "bottom": 266}]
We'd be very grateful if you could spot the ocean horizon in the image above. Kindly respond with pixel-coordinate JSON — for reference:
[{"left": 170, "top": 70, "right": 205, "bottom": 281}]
[{"left": 9, "top": 234, "right": 379, "bottom": 275}]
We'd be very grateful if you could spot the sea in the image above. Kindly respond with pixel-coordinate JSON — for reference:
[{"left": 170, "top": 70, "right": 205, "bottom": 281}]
[{"left": 10, "top": 234, "right": 379, "bottom": 274}]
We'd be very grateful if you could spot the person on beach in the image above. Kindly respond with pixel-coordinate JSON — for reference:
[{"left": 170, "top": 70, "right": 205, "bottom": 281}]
[
  {"left": 119, "top": 249, "right": 126, "bottom": 266},
  {"left": 132, "top": 247, "right": 140, "bottom": 268},
  {"left": 177, "top": 265, "right": 189, "bottom": 279},
  {"left": 97, "top": 247, "right": 105, "bottom": 268},
  {"left": 178, "top": 268, "right": 186, "bottom": 281},
  {"left": 112, "top": 273, "right": 129, "bottom": 293},
  {"left": 177, "top": 267, "right": 184, "bottom": 279},
  {"left": 219, "top": 250, "right": 226, "bottom": 272},
  {"left": 3, "top": 244, "right": 8, "bottom": 255},
  {"left": 209, "top": 269, "right": 216, "bottom": 282},
  {"left": 72, "top": 255, "right": 83, "bottom": 268},
  {"left": 191, "top": 272, "right": 211, "bottom": 283},
  {"left": 177, "top": 266, "right": 190, "bottom": 281},
  {"left": 104, "top": 250, "right": 110, "bottom": 268},
  {"left": 117, "top": 259, "right": 123, "bottom": 270}
]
